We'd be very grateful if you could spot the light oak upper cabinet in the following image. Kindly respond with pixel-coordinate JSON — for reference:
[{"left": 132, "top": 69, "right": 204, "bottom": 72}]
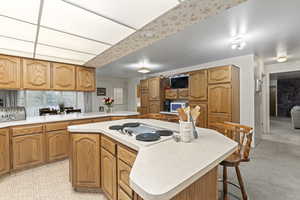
[
  {"left": 23, "top": 59, "right": 51, "bottom": 90},
  {"left": 12, "top": 134, "right": 45, "bottom": 170},
  {"left": 208, "top": 66, "right": 231, "bottom": 84},
  {"left": 0, "top": 55, "right": 21, "bottom": 89},
  {"left": 208, "top": 84, "right": 232, "bottom": 115},
  {"left": 101, "top": 148, "right": 117, "bottom": 200},
  {"left": 189, "top": 70, "right": 207, "bottom": 101},
  {"left": 0, "top": 129, "right": 10, "bottom": 175},
  {"left": 76, "top": 67, "right": 95, "bottom": 91},
  {"left": 52, "top": 63, "right": 76, "bottom": 90},
  {"left": 71, "top": 134, "right": 100, "bottom": 188},
  {"left": 148, "top": 77, "right": 161, "bottom": 101}
]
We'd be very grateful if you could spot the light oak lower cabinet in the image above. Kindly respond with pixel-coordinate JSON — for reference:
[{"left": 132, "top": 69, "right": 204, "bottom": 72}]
[
  {"left": 118, "top": 159, "right": 133, "bottom": 197},
  {"left": 101, "top": 148, "right": 117, "bottom": 200},
  {"left": 0, "top": 129, "right": 10, "bottom": 175},
  {"left": 12, "top": 134, "right": 45, "bottom": 170},
  {"left": 71, "top": 134, "right": 100, "bottom": 189},
  {"left": 118, "top": 187, "right": 131, "bottom": 200},
  {"left": 46, "top": 130, "right": 69, "bottom": 162}
]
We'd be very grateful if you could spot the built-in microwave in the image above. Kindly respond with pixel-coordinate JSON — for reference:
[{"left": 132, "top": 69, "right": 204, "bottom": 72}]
[{"left": 170, "top": 102, "right": 187, "bottom": 113}]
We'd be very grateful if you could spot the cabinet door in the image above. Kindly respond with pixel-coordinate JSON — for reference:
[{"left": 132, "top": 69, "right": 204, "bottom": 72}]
[
  {"left": 101, "top": 148, "right": 117, "bottom": 200},
  {"left": 208, "top": 84, "right": 232, "bottom": 115},
  {"left": 12, "top": 134, "right": 44, "bottom": 170},
  {"left": 148, "top": 77, "right": 160, "bottom": 101},
  {"left": 23, "top": 59, "right": 51, "bottom": 90},
  {"left": 178, "top": 88, "right": 189, "bottom": 99},
  {"left": 52, "top": 63, "right": 76, "bottom": 90},
  {"left": 140, "top": 90, "right": 149, "bottom": 112},
  {"left": 189, "top": 102, "right": 207, "bottom": 128},
  {"left": 72, "top": 134, "right": 100, "bottom": 188},
  {"left": 140, "top": 79, "right": 148, "bottom": 90},
  {"left": 149, "top": 101, "right": 161, "bottom": 113},
  {"left": 189, "top": 70, "right": 207, "bottom": 101},
  {"left": 46, "top": 130, "right": 69, "bottom": 162},
  {"left": 0, "top": 129, "right": 10, "bottom": 175},
  {"left": 165, "top": 89, "right": 178, "bottom": 99},
  {"left": 118, "top": 159, "right": 132, "bottom": 197},
  {"left": 208, "top": 66, "right": 231, "bottom": 84},
  {"left": 76, "top": 67, "right": 95, "bottom": 91},
  {"left": 0, "top": 55, "right": 21, "bottom": 89}
]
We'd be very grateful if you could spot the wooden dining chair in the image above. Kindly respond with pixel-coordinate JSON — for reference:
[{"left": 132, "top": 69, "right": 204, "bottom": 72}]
[{"left": 215, "top": 122, "right": 253, "bottom": 200}]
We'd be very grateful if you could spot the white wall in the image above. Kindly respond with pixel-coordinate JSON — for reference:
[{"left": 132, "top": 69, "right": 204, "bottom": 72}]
[
  {"left": 263, "top": 60, "right": 300, "bottom": 133},
  {"left": 92, "top": 75, "right": 129, "bottom": 112}
]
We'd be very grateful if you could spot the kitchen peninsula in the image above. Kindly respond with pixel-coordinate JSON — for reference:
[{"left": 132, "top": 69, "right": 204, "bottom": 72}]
[{"left": 68, "top": 119, "right": 238, "bottom": 200}]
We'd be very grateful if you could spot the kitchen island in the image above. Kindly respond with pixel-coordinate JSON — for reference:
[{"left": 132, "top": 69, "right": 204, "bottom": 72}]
[{"left": 68, "top": 119, "right": 237, "bottom": 200}]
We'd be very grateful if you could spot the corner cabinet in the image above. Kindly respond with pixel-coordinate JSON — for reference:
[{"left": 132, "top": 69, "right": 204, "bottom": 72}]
[
  {"left": 76, "top": 66, "right": 96, "bottom": 91},
  {"left": 23, "top": 59, "right": 51, "bottom": 90},
  {"left": 189, "top": 70, "right": 207, "bottom": 101},
  {"left": 0, "top": 129, "right": 10, "bottom": 175},
  {"left": 52, "top": 63, "right": 76, "bottom": 90},
  {"left": 71, "top": 134, "right": 100, "bottom": 189},
  {"left": 0, "top": 55, "right": 21, "bottom": 89}
]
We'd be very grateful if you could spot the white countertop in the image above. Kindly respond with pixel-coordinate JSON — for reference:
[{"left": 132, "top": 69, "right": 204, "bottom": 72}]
[
  {"left": 159, "top": 111, "right": 178, "bottom": 115},
  {"left": 0, "top": 111, "right": 139, "bottom": 128},
  {"left": 68, "top": 119, "right": 237, "bottom": 200}
]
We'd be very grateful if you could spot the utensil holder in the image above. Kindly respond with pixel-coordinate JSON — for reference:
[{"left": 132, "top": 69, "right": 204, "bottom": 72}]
[{"left": 179, "top": 121, "right": 192, "bottom": 143}]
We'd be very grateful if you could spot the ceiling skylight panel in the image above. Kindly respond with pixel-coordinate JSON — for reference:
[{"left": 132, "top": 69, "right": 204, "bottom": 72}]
[
  {"left": 41, "top": 0, "right": 135, "bottom": 45},
  {"left": 38, "top": 27, "right": 110, "bottom": 55},
  {"left": 0, "top": 16, "right": 37, "bottom": 41},
  {"left": 64, "top": 0, "right": 179, "bottom": 29},
  {"left": 0, "top": 37, "right": 34, "bottom": 57},
  {"left": 36, "top": 44, "right": 95, "bottom": 64},
  {"left": 0, "top": 0, "right": 40, "bottom": 23}
]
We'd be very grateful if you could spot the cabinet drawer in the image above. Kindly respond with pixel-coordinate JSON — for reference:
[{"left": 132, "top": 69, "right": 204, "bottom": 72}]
[
  {"left": 71, "top": 119, "right": 93, "bottom": 125},
  {"left": 46, "top": 122, "right": 69, "bottom": 132},
  {"left": 101, "top": 136, "right": 116, "bottom": 155},
  {"left": 12, "top": 124, "right": 43, "bottom": 136},
  {"left": 117, "top": 146, "right": 137, "bottom": 167},
  {"left": 118, "top": 159, "right": 133, "bottom": 197},
  {"left": 118, "top": 187, "right": 131, "bottom": 200}
]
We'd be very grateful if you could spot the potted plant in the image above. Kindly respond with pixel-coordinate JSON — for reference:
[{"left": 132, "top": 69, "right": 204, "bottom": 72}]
[{"left": 103, "top": 97, "right": 114, "bottom": 113}]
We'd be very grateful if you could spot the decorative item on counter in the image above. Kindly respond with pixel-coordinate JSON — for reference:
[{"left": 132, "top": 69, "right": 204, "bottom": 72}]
[
  {"left": 103, "top": 97, "right": 114, "bottom": 113},
  {"left": 177, "top": 106, "right": 201, "bottom": 142}
]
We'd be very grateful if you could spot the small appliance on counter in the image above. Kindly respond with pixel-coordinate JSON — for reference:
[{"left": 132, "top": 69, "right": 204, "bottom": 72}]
[{"left": 0, "top": 107, "right": 26, "bottom": 122}]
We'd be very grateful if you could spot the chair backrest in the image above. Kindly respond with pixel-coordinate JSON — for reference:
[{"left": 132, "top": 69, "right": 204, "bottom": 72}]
[{"left": 215, "top": 122, "right": 253, "bottom": 162}]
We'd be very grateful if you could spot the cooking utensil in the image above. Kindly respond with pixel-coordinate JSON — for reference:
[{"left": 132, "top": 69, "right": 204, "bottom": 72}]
[{"left": 177, "top": 108, "right": 188, "bottom": 121}]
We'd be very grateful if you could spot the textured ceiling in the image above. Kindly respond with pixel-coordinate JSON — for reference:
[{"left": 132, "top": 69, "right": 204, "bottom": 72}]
[{"left": 85, "top": 0, "right": 246, "bottom": 68}]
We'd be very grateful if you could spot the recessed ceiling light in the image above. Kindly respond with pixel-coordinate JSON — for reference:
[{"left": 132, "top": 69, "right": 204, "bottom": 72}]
[
  {"left": 277, "top": 56, "right": 287, "bottom": 63},
  {"left": 138, "top": 67, "right": 151, "bottom": 74},
  {"left": 231, "top": 36, "right": 246, "bottom": 50}
]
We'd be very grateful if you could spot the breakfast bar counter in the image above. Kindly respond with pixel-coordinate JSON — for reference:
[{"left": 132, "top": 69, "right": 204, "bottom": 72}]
[{"left": 68, "top": 119, "right": 237, "bottom": 200}]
